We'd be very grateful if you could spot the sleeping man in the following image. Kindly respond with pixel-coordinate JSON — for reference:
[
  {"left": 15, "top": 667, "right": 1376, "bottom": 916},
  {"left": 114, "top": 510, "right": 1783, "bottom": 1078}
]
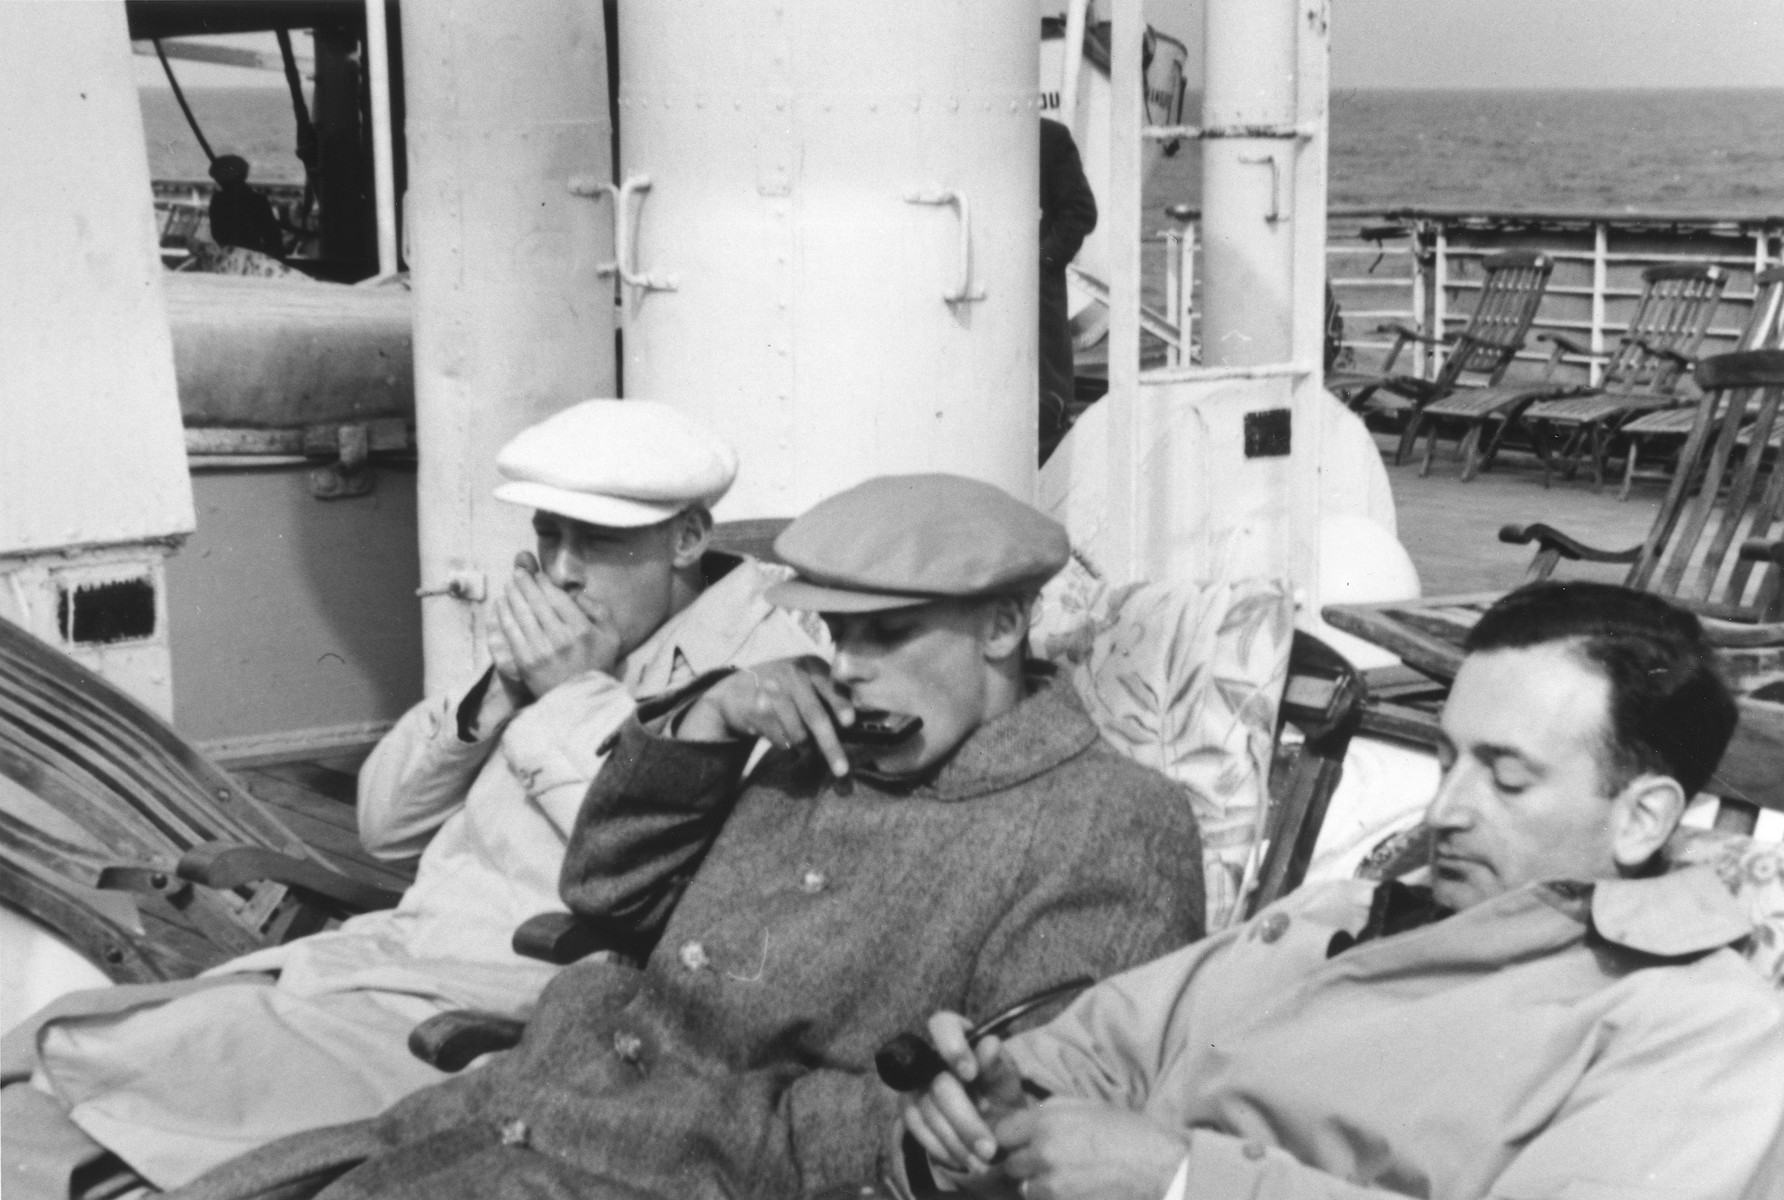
[
  {"left": 902, "top": 581, "right": 1784, "bottom": 1200},
  {"left": 3, "top": 400, "right": 823, "bottom": 1195},
  {"left": 161, "top": 472, "right": 1208, "bottom": 1200}
]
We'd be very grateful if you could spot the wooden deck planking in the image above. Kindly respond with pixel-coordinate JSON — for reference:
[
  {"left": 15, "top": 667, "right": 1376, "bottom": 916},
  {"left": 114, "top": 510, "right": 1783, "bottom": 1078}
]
[{"left": 1375, "top": 433, "right": 1662, "bottom": 597}]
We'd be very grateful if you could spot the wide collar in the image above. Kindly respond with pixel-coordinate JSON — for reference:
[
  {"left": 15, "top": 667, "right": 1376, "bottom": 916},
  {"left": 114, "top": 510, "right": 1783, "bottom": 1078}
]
[
  {"left": 859, "top": 665, "right": 1101, "bottom": 803},
  {"left": 1555, "top": 865, "right": 1754, "bottom": 958},
  {"left": 620, "top": 552, "right": 782, "bottom": 695}
]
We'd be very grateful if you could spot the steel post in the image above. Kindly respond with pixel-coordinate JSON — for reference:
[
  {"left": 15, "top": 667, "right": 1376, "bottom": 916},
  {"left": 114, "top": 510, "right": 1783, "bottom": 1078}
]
[
  {"left": 1198, "top": 0, "right": 1300, "bottom": 367},
  {"left": 364, "top": 0, "right": 399, "bottom": 277},
  {"left": 404, "top": 0, "right": 616, "bottom": 690}
]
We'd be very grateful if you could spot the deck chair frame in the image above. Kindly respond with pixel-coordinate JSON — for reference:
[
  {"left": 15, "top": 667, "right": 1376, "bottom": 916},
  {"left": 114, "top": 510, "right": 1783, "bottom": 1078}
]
[
  {"left": 1335, "top": 251, "right": 1555, "bottom": 477},
  {"left": 1502, "top": 351, "right": 1784, "bottom": 630},
  {"left": 1505, "top": 263, "right": 1729, "bottom": 490},
  {"left": 1619, "top": 265, "right": 1784, "bottom": 499},
  {"left": 0, "top": 616, "right": 402, "bottom": 983}
]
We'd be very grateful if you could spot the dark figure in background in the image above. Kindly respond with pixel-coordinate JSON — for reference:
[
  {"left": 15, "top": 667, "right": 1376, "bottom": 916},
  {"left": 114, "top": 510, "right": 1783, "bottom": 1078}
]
[
  {"left": 1039, "top": 118, "right": 1097, "bottom": 462},
  {"left": 206, "top": 155, "right": 286, "bottom": 260}
]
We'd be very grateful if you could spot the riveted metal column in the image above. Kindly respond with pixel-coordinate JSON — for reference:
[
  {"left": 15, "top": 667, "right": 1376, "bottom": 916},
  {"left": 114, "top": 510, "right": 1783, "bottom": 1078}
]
[
  {"left": 1199, "top": 0, "right": 1300, "bottom": 366},
  {"left": 0, "top": 1, "right": 194, "bottom": 717},
  {"left": 404, "top": 0, "right": 615, "bottom": 690},
  {"left": 618, "top": 2, "right": 1038, "bottom": 515}
]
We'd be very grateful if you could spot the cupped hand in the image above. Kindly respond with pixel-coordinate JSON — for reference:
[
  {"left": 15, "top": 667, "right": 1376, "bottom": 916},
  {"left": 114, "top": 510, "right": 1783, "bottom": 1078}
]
[
  {"left": 489, "top": 551, "right": 623, "bottom": 698},
  {"left": 902, "top": 1012, "right": 1032, "bottom": 1178},
  {"left": 997, "top": 1100, "right": 1186, "bottom": 1200},
  {"left": 676, "top": 655, "right": 855, "bottom": 777}
]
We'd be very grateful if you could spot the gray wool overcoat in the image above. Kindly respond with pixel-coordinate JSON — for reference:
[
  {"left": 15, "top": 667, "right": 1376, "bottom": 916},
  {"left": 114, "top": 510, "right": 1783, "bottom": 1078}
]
[{"left": 170, "top": 669, "right": 1205, "bottom": 1200}]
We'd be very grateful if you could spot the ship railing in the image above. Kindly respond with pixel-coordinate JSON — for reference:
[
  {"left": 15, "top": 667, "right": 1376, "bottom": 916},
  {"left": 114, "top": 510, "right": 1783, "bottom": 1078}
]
[{"left": 1149, "top": 206, "right": 1783, "bottom": 384}]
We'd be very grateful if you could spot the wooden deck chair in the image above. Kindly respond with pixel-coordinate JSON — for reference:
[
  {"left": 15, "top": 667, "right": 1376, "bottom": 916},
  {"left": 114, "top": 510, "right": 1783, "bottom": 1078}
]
[
  {"left": 1507, "top": 263, "right": 1729, "bottom": 490},
  {"left": 0, "top": 616, "right": 405, "bottom": 984},
  {"left": 1619, "top": 265, "right": 1784, "bottom": 499},
  {"left": 1337, "top": 251, "right": 1555, "bottom": 477},
  {"left": 1501, "top": 349, "right": 1784, "bottom": 632},
  {"left": 1326, "top": 352, "right": 1784, "bottom": 833}
]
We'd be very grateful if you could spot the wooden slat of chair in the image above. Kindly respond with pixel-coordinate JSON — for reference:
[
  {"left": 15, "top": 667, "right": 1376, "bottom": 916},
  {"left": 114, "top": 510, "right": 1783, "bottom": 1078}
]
[
  {"left": 1514, "top": 264, "right": 1729, "bottom": 490},
  {"left": 0, "top": 616, "right": 391, "bottom": 980},
  {"left": 1638, "top": 352, "right": 1784, "bottom": 624},
  {"left": 1247, "top": 632, "right": 1366, "bottom": 916}
]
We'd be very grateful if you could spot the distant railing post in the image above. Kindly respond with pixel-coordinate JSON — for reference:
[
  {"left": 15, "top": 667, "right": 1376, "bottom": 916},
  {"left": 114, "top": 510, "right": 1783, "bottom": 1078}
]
[
  {"left": 1164, "top": 225, "right": 1182, "bottom": 367},
  {"left": 1432, "top": 225, "right": 1449, "bottom": 377},
  {"left": 1589, "top": 222, "right": 1608, "bottom": 387}
]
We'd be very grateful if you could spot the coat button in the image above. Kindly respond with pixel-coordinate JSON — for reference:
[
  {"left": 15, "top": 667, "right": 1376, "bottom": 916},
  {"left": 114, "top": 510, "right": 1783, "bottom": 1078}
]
[
  {"left": 801, "top": 868, "right": 827, "bottom": 894},
  {"left": 1242, "top": 1140, "right": 1267, "bottom": 1161},
  {"left": 498, "top": 1118, "right": 530, "bottom": 1147},
  {"left": 1259, "top": 912, "right": 1291, "bottom": 944},
  {"left": 612, "top": 1031, "right": 644, "bottom": 1063},
  {"left": 678, "top": 941, "right": 710, "bottom": 972}
]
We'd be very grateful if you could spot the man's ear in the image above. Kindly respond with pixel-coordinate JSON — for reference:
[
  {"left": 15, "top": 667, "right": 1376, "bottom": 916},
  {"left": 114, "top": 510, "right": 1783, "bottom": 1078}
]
[
  {"left": 671, "top": 507, "right": 713, "bottom": 569},
  {"left": 1610, "top": 773, "right": 1687, "bottom": 872},
  {"left": 980, "top": 595, "right": 1030, "bottom": 663}
]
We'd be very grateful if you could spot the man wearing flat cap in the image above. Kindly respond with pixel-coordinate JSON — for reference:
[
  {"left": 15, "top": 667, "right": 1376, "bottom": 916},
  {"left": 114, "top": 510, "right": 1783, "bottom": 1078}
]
[
  {"left": 164, "top": 473, "right": 1207, "bottom": 1200},
  {"left": 5, "top": 402, "right": 822, "bottom": 1195}
]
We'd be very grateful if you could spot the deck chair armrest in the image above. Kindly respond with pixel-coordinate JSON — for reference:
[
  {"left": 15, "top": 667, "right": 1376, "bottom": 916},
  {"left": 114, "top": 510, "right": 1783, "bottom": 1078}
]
[
  {"left": 1738, "top": 538, "right": 1784, "bottom": 568},
  {"left": 1499, "top": 523, "right": 1644, "bottom": 575},
  {"left": 1249, "top": 633, "right": 1367, "bottom": 917},
  {"left": 1374, "top": 321, "right": 1445, "bottom": 347},
  {"left": 511, "top": 911, "right": 640, "bottom": 965},
  {"left": 176, "top": 842, "right": 404, "bottom": 912},
  {"left": 1535, "top": 331, "right": 1604, "bottom": 360},
  {"left": 407, "top": 1010, "right": 527, "bottom": 1072},
  {"left": 1278, "top": 631, "right": 1366, "bottom": 746},
  {"left": 1699, "top": 618, "right": 1784, "bottom": 649},
  {"left": 1627, "top": 337, "right": 1695, "bottom": 369}
]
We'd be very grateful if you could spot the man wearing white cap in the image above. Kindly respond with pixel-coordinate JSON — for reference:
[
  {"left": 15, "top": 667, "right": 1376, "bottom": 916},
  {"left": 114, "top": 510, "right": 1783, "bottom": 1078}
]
[{"left": 4, "top": 402, "right": 821, "bottom": 1197}]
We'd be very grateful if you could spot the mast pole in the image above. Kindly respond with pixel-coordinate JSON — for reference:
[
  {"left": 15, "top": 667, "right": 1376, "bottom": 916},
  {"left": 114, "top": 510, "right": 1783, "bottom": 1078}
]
[
  {"left": 404, "top": 0, "right": 616, "bottom": 689},
  {"left": 1105, "top": 0, "right": 1144, "bottom": 578},
  {"left": 363, "top": 0, "right": 398, "bottom": 276}
]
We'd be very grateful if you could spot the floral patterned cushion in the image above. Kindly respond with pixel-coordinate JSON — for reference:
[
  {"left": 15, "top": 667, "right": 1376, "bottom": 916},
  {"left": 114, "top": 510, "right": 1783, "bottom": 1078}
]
[
  {"left": 1665, "top": 827, "right": 1784, "bottom": 988},
  {"left": 1031, "top": 556, "right": 1295, "bottom": 930}
]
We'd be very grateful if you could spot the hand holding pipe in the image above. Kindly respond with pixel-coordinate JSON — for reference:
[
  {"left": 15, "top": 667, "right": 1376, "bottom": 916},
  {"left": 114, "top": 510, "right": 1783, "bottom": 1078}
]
[{"left": 874, "top": 976, "right": 1093, "bottom": 1093}]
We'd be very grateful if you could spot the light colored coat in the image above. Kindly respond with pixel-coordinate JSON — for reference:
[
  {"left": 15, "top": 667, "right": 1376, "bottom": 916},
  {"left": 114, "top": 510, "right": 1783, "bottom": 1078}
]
[{"left": 995, "top": 868, "right": 1784, "bottom": 1200}]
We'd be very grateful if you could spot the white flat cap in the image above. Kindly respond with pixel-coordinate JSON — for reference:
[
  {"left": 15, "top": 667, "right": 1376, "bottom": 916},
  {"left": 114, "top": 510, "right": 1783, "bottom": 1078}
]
[{"left": 493, "top": 400, "right": 738, "bottom": 528}]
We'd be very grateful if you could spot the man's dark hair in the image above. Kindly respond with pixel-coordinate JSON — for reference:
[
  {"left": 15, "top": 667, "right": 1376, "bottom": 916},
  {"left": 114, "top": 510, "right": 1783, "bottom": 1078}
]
[{"left": 1464, "top": 581, "right": 1736, "bottom": 797}]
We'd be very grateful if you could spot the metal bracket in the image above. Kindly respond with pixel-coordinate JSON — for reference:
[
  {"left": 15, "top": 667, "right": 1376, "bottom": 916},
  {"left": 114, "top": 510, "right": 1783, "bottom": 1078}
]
[
  {"left": 308, "top": 423, "right": 375, "bottom": 499},
  {"left": 903, "top": 187, "right": 988, "bottom": 305},
  {"left": 97, "top": 863, "right": 194, "bottom": 902},
  {"left": 416, "top": 569, "right": 487, "bottom": 604},
  {"left": 1238, "top": 153, "right": 1284, "bottom": 224},
  {"left": 570, "top": 173, "right": 679, "bottom": 297}
]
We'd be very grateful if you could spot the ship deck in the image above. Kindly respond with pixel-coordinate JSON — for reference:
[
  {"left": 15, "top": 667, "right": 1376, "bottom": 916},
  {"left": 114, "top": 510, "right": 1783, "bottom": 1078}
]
[{"left": 1371, "top": 432, "right": 1659, "bottom": 596}]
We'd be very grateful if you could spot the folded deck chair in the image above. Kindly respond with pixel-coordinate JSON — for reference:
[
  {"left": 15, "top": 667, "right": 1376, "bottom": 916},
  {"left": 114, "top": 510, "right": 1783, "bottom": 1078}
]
[{"left": 0, "top": 616, "right": 404, "bottom": 984}]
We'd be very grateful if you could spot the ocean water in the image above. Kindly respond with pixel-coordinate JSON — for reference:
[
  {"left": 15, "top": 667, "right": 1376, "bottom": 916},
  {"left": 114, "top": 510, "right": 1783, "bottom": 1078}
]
[{"left": 142, "top": 85, "right": 1784, "bottom": 216}]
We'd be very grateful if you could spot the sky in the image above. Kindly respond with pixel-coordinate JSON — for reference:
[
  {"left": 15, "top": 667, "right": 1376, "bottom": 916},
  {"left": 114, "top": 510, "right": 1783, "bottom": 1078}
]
[
  {"left": 133, "top": 2, "right": 1784, "bottom": 92},
  {"left": 1327, "top": 0, "right": 1784, "bottom": 90}
]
